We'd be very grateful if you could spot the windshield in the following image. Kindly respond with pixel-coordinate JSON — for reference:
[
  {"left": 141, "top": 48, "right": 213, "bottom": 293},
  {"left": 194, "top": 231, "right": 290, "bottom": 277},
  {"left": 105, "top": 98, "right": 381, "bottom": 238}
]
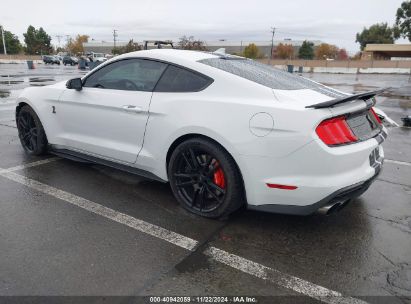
[{"left": 198, "top": 58, "right": 345, "bottom": 98}]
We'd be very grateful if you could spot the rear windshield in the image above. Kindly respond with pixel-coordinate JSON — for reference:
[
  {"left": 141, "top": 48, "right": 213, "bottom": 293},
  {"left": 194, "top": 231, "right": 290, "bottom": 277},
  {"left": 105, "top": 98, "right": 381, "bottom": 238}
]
[{"left": 198, "top": 58, "right": 345, "bottom": 98}]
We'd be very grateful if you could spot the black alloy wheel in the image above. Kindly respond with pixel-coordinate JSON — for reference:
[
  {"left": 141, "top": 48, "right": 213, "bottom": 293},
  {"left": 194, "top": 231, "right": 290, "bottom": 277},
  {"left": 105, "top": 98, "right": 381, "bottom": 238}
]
[
  {"left": 17, "top": 106, "right": 48, "bottom": 155},
  {"left": 168, "top": 138, "right": 244, "bottom": 218}
]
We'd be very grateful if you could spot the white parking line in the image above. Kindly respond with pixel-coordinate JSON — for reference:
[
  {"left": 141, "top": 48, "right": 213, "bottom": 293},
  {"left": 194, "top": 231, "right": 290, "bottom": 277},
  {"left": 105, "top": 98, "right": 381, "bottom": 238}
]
[
  {"left": 0, "top": 161, "right": 368, "bottom": 304},
  {"left": 0, "top": 170, "right": 198, "bottom": 251},
  {"left": 385, "top": 159, "right": 411, "bottom": 167},
  {"left": 0, "top": 157, "right": 60, "bottom": 173},
  {"left": 205, "top": 247, "right": 367, "bottom": 304}
]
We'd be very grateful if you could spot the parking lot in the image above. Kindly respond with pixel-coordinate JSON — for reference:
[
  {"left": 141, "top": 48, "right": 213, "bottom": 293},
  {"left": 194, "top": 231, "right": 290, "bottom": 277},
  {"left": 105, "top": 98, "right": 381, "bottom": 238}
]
[{"left": 0, "top": 63, "right": 410, "bottom": 303}]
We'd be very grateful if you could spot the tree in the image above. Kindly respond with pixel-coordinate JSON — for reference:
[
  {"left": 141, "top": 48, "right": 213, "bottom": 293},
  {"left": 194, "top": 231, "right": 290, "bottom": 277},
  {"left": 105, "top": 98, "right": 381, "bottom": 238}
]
[
  {"left": 355, "top": 23, "right": 394, "bottom": 50},
  {"left": 337, "top": 48, "right": 349, "bottom": 60},
  {"left": 243, "top": 43, "right": 260, "bottom": 59},
  {"left": 298, "top": 40, "right": 314, "bottom": 59},
  {"left": 275, "top": 43, "right": 294, "bottom": 59},
  {"left": 178, "top": 36, "right": 207, "bottom": 50},
  {"left": 23, "top": 25, "right": 52, "bottom": 55},
  {"left": 315, "top": 43, "right": 339, "bottom": 59},
  {"left": 55, "top": 47, "right": 66, "bottom": 54},
  {"left": 395, "top": 0, "right": 411, "bottom": 41},
  {"left": 23, "top": 26, "right": 37, "bottom": 55},
  {"left": 112, "top": 39, "right": 142, "bottom": 54},
  {"left": 0, "top": 27, "right": 22, "bottom": 54},
  {"left": 66, "top": 35, "right": 89, "bottom": 55},
  {"left": 351, "top": 51, "right": 362, "bottom": 60}
]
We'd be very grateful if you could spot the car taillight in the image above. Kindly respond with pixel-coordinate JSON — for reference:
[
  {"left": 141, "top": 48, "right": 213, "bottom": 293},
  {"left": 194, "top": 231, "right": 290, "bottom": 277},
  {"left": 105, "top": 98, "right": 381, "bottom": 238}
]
[
  {"left": 316, "top": 116, "right": 358, "bottom": 146},
  {"left": 369, "top": 107, "right": 382, "bottom": 124}
]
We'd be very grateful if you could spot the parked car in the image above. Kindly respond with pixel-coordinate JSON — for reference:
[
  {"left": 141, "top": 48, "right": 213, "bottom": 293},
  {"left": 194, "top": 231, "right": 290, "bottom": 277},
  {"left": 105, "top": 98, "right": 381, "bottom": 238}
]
[
  {"left": 43, "top": 55, "right": 60, "bottom": 65},
  {"left": 15, "top": 49, "right": 387, "bottom": 218},
  {"left": 88, "top": 52, "right": 107, "bottom": 62},
  {"left": 63, "top": 56, "right": 78, "bottom": 66}
]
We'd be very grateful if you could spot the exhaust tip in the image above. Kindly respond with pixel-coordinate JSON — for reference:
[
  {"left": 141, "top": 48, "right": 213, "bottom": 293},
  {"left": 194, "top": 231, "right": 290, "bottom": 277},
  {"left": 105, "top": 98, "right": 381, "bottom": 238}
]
[{"left": 317, "top": 201, "right": 346, "bottom": 216}]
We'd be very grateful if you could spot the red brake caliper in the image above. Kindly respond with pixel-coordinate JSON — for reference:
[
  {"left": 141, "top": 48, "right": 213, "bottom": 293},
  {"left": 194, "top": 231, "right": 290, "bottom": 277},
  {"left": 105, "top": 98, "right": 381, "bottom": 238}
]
[{"left": 213, "top": 163, "right": 226, "bottom": 189}]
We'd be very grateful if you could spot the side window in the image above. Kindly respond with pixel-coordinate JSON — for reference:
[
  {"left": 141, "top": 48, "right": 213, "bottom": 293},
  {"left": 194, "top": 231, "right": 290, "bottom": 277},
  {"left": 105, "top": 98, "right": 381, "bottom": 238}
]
[
  {"left": 83, "top": 59, "right": 167, "bottom": 91},
  {"left": 154, "top": 65, "right": 212, "bottom": 92}
]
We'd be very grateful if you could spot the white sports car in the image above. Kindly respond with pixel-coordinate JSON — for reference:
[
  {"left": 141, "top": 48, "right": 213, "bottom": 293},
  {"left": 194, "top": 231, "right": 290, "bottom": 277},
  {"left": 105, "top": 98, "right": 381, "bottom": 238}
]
[{"left": 16, "top": 49, "right": 386, "bottom": 218}]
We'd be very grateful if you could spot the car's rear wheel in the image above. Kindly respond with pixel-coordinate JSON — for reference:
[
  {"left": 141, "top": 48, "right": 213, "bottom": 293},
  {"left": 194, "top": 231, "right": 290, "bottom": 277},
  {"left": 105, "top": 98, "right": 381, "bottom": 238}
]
[
  {"left": 16, "top": 105, "right": 48, "bottom": 156},
  {"left": 168, "top": 138, "right": 245, "bottom": 218}
]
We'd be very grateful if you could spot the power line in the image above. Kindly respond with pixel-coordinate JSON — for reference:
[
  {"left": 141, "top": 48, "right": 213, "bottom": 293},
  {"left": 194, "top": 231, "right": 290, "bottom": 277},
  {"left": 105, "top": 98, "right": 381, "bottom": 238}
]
[
  {"left": 55, "top": 35, "right": 62, "bottom": 48},
  {"left": 275, "top": 30, "right": 325, "bottom": 39}
]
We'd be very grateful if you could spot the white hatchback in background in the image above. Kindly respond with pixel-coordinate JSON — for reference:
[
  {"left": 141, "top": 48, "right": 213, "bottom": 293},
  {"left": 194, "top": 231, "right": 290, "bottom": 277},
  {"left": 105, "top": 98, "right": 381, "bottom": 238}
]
[{"left": 15, "top": 49, "right": 386, "bottom": 218}]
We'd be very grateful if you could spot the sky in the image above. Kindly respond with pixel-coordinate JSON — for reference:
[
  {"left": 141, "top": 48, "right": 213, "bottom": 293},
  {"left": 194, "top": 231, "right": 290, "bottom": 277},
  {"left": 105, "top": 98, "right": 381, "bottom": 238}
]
[{"left": 0, "top": 0, "right": 407, "bottom": 54}]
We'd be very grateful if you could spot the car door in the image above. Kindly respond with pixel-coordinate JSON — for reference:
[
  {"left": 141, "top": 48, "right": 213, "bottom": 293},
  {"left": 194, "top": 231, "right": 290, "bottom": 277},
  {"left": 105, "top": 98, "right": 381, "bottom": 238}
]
[{"left": 56, "top": 58, "right": 167, "bottom": 163}]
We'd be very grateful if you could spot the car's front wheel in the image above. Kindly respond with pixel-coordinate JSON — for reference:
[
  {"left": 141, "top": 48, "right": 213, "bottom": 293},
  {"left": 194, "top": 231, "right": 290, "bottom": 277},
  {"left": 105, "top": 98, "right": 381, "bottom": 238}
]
[
  {"left": 16, "top": 105, "right": 48, "bottom": 156},
  {"left": 168, "top": 138, "right": 245, "bottom": 218}
]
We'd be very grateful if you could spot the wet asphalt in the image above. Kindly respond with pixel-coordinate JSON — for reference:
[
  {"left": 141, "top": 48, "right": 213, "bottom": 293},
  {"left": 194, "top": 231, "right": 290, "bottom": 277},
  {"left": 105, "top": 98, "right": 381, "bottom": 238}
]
[{"left": 0, "top": 63, "right": 410, "bottom": 303}]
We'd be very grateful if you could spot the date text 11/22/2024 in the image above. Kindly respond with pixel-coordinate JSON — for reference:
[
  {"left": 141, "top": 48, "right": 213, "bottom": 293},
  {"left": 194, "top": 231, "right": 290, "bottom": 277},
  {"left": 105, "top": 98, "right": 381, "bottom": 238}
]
[{"left": 149, "top": 296, "right": 258, "bottom": 303}]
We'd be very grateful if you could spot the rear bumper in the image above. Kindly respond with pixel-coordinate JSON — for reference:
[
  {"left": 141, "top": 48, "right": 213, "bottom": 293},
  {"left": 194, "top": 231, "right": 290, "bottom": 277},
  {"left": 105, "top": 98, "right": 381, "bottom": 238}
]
[
  {"left": 241, "top": 127, "right": 386, "bottom": 215},
  {"left": 248, "top": 160, "right": 382, "bottom": 215}
]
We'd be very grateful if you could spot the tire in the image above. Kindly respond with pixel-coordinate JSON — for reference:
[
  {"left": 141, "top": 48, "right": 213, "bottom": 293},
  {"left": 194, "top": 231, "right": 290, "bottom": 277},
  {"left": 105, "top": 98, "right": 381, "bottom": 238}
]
[
  {"left": 16, "top": 105, "right": 48, "bottom": 156},
  {"left": 168, "top": 137, "right": 245, "bottom": 218}
]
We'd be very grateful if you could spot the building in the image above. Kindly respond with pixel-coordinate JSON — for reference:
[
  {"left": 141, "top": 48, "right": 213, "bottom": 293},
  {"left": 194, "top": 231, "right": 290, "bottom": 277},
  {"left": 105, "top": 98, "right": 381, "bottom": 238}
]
[
  {"left": 83, "top": 41, "right": 128, "bottom": 54},
  {"left": 363, "top": 44, "right": 411, "bottom": 60},
  {"left": 205, "top": 40, "right": 322, "bottom": 57}
]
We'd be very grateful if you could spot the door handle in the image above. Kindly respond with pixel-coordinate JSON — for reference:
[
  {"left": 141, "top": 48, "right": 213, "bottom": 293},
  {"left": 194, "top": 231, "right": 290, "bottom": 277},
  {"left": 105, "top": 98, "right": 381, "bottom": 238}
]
[{"left": 122, "top": 105, "right": 143, "bottom": 113}]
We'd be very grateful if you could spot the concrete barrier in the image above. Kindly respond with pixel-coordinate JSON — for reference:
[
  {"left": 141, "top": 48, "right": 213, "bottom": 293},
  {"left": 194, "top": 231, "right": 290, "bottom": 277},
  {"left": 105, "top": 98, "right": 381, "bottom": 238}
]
[{"left": 260, "top": 59, "right": 411, "bottom": 74}]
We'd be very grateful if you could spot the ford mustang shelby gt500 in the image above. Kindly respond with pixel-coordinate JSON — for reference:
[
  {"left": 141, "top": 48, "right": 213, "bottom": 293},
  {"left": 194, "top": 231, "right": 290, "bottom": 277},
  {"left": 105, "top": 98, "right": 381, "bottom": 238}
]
[{"left": 16, "top": 49, "right": 386, "bottom": 218}]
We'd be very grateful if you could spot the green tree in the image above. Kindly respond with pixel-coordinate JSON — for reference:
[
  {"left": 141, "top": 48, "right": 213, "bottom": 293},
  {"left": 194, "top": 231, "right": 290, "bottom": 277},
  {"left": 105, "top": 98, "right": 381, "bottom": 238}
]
[
  {"left": 395, "top": 0, "right": 411, "bottom": 41},
  {"left": 112, "top": 39, "right": 142, "bottom": 55},
  {"left": 0, "top": 27, "right": 22, "bottom": 54},
  {"left": 298, "top": 40, "right": 314, "bottom": 59},
  {"left": 243, "top": 43, "right": 260, "bottom": 59},
  {"left": 23, "top": 25, "right": 52, "bottom": 55},
  {"left": 355, "top": 23, "right": 394, "bottom": 50},
  {"left": 23, "top": 25, "right": 37, "bottom": 54}
]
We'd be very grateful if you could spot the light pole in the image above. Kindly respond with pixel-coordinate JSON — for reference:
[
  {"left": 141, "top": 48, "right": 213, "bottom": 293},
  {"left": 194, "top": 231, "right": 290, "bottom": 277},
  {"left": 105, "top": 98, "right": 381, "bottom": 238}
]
[
  {"left": 270, "top": 27, "right": 276, "bottom": 61},
  {"left": 1, "top": 25, "right": 7, "bottom": 55},
  {"left": 113, "top": 29, "right": 118, "bottom": 50}
]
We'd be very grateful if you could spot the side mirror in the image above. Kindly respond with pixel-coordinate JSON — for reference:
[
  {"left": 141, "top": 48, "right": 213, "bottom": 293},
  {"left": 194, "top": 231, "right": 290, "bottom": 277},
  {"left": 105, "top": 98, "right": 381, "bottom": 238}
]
[{"left": 66, "top": 78, "right": 83, "bottom": 90}]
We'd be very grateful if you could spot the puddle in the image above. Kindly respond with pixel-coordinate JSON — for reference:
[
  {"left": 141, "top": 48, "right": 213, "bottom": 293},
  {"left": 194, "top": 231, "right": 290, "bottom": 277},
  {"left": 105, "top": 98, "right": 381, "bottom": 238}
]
[
  {"left": 29, "top": 77, "right": 55, "bottom": 83},
  {"left": 0, "top": 80, "right": 23, "bottom": 85},
  {"left": 0, "top": 90, "right": 11, "bottom": 98},
  {"left": 29, "top": 83, "right": 48, "bottom": 87}
]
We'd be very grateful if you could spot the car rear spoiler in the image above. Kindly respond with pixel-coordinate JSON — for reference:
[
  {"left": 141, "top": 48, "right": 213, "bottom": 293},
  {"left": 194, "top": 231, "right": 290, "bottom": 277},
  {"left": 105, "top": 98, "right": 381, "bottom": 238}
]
[{"left": 306, "top": 88, "right": 389, "bottom": 109}]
